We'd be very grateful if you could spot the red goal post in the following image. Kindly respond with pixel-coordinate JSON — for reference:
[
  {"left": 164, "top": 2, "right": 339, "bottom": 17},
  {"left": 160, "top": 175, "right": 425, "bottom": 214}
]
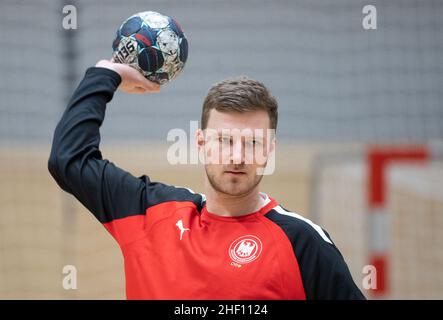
[
  {"left": 309, "top": 142, "right": 443, "bottom": 299},
  {"left": 367, "top": 145, "right": 431, "bottom": 297}
]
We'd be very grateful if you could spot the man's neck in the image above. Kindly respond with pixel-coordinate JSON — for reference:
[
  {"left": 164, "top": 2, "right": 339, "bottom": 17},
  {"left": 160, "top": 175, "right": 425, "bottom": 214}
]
[{"left": 204, "top": 183, "right": 266, "bottom": 217}]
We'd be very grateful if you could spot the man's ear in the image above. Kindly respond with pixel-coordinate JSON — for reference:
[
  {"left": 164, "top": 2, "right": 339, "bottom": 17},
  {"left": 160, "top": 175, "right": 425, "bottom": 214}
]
[
  {"left": 256, "top": 135, "right": 276, "bottom": 176},
  {"left": 196, "top": 128, "right": 209, "bottom": 165},
  {"left": 269, "top": 136, "right": 276, "bottom": 154},
  {"left": 195, "top": 128, "right": 204, "bottom": 151}
]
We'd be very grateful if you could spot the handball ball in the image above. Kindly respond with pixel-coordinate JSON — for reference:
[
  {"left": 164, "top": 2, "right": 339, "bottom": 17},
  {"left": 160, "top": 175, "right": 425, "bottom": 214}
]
[{"left": 112, "top": 11, "right": 188, "bottom": 85}]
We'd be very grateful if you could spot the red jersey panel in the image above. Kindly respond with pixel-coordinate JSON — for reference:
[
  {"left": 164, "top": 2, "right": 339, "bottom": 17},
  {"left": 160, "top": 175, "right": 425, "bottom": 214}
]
[{"left": 105, "top": 197, "right": 305, "bottom": 299}]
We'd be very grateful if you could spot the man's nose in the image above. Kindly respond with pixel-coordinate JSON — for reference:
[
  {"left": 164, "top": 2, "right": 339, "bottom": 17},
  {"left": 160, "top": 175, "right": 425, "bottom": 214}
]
[{"left": 230, "top": 139, "right": 245, "bottom": 164}]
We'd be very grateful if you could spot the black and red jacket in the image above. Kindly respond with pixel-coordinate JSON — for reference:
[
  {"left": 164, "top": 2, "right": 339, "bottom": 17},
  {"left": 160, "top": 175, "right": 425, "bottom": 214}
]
[{"left": 48, "top": 67, "right": 365, "bottom": 300}]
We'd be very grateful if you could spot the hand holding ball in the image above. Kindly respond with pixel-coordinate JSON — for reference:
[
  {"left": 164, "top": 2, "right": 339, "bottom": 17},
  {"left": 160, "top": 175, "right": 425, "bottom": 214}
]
[{"left": 112, "top": 11, "right": 188, "bottom": 85}]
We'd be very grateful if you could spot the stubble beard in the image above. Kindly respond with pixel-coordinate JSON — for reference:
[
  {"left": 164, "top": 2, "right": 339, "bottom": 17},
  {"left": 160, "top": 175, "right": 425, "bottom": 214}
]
[{"left": 205, "top": 165, "right": 263, "bottom": 197}]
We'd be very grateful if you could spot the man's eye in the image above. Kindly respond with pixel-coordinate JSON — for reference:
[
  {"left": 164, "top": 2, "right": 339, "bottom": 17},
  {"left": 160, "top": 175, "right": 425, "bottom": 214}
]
[
  {"left": 219, "top": 136, "right": 230, "bottom": 143},
  {"left": 247, "top": 139, "right": 260, "bottom": 146}
]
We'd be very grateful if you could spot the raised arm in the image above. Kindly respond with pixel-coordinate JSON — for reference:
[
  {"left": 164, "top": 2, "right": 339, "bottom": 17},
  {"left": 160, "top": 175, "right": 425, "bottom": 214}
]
[{"left": 48, "top": 61, "right": 160, "bottom": 243}]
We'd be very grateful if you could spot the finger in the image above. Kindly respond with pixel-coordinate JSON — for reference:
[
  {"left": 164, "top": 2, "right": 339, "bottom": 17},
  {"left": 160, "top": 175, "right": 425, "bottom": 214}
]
[
  {"left": 130, "top": 86, "right": 148, "bottom": 94},
  {"left": 141, "top": 78, "right": 161, "bottom": 92},
  {"left": 120, "top": 86, "right": 146, "bottom": 94},
  {"left": 144, "top": 84, "right": 160, "bottom": 92},
  {"left": 124, "top": 65, "right": 161, "bottom": 91},
  {"left": 127, "top": 80, "right": 158, "bottom": 93}
]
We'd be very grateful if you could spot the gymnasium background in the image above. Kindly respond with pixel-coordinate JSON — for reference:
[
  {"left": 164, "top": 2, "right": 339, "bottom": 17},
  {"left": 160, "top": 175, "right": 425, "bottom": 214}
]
[{"left": 1, "top": 0, "right": 442, "bottom": 299}]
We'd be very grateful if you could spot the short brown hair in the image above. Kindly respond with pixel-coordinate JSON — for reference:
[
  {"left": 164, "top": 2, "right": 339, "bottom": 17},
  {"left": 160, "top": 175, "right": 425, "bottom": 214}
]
[{"left": 201, "top": 76, "right": 278, "bottom": 130}]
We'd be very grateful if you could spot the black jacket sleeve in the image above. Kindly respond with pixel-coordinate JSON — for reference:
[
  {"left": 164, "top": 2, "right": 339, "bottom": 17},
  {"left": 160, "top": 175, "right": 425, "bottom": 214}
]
[
  {"left": 47, "top": 67, "right": 149, "bottom": 224},
  {"left": 294, "top": 227, "right": 366, "bottom": 300},
  {"left": 265, "top": 209, "right": 366, "bottom": 300}
]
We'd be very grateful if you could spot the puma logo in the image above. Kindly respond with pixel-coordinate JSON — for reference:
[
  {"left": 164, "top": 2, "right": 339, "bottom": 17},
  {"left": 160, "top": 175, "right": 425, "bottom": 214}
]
[{"left": 176, "top": 219, "right": 190, "bottom": 240}]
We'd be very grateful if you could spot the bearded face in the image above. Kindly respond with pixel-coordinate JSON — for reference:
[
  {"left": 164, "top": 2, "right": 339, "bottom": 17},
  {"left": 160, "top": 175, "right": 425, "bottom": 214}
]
[{"left": 197, "top": 109, "right": 275, "bottom": 197}]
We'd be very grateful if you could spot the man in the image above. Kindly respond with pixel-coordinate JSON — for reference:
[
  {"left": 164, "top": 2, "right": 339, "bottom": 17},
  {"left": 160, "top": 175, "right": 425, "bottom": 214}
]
[{"left": 48, "top": 59, "right": 365, "bottom": 300}]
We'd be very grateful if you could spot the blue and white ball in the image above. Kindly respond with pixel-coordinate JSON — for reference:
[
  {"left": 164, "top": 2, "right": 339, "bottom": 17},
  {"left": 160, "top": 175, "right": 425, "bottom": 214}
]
[{"left": 112, "top": 11, "right": 188, "bottom": 85}]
